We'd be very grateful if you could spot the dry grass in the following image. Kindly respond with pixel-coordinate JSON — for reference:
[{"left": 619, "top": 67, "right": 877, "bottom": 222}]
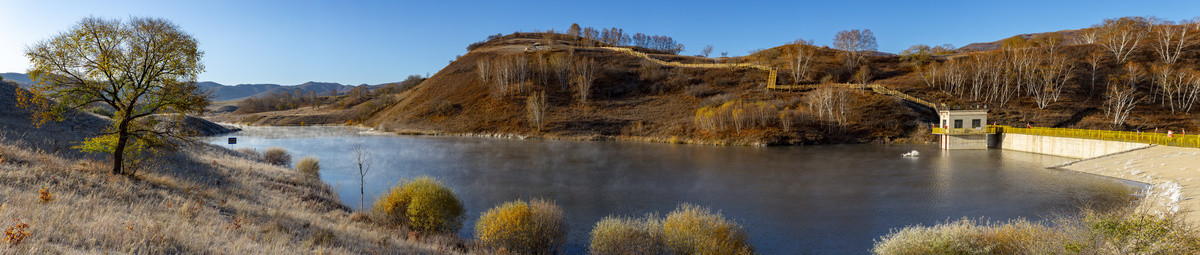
[
  {"left": 872, "top": 207, "right": 1200, "bottom": 255},
  {"left": 0, "top": 136, "right": 459, "bottom": 254}
]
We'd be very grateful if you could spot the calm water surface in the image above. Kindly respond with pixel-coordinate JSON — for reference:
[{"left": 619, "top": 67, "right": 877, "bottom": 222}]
[{"left": 207, "top": 126, "right": 1125, "bottom": 254}]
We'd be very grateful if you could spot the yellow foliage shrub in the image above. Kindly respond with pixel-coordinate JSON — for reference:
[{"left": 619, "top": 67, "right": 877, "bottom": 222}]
[
  {"left": 475, "top": 199, "right": 566, "bottom": 254},
  {"left": 294, "top": 156, "right": 320, "bottom": 177},
  {"left": 662, "top": 203, "right": 753, "bottom": 255},
  {"left": 371, "top": 176, "right": 463, "bottom": 233}
]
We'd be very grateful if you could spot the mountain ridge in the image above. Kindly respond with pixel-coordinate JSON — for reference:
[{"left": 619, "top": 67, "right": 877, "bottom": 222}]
[{"left": 1, "top": 72, "right": 390, "bottom": 102}]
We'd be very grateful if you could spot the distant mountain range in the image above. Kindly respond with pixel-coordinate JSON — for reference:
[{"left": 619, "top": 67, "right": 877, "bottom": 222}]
[{"left": 1, "top": 72, "right": 383, "bottom": 102}]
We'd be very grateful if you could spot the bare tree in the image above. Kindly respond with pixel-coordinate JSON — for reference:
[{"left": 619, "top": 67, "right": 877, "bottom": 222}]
[
  {"left": 491, "top": 55, "right": 529, "bottom": 98},
  {"left": 1085, "top": 51, "right": 1106, "bottom": 96},
  {"left": 1073, "top": 27, "right": 1100, "bottom": 44},
  {"left": 701, "top": 45, "right": 714, "bottom": 58},
  {"left": 1149, "top": 19, "right": 1197, "bottom": 64},
  {"left": 548, "top": 53, "right": 573, "bottom": 90},
  {"left": 787, "top": 39, "right": 815, "bottom": 83},
  {"left": 1151, "top": 64, "right": 1200, "bottom": 113},
  {"left": 582, "top": 27, "right": 599, "bottom": 46},
  {"left": 1105, "top": 64, "right": 1144, "bottom": 126},
  {"left": 572, "top": 57, "right": 597, "bottom": 105},
  {"left": 805, "top": 83, "right": 852, "bottom": 132},
  {"left": 477, "top": 57, "right": 492, "bottom": 83},
  {"left": 1030, "top": 33, "right": 1064, "bottom": 55},
  {"left": 1031, "top": 55, "right": 1073, "bottom": 109},
  {"left": 832, "top": 29, "right": 878, "bottom": 67},
  {"left": 526, "top": 91, "right": 548, "bottom": 131},
  {"left": 1095, "top": 16, "right": 1151, "bottom": 63},
  {"left": 353, "top": 144, "right": 373, "bottom": 211}
]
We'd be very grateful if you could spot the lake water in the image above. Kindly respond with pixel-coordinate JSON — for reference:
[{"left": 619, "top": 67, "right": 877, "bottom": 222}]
[{"left": 206, "top": 126, "right": 1127, "bottom": 254}]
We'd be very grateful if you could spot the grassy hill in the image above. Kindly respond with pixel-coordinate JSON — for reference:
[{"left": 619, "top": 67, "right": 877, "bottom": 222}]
[
  {"left": 356, "top": 33, "right": 924, "bottom": 145},
  {"left": 0, "top": 80, "right": 459, "bottom": 253}
]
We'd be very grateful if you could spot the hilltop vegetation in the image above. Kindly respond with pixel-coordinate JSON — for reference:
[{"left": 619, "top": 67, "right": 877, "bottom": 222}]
[{"left": 207, "top": 17, "right": 1200, "bottom": 145}]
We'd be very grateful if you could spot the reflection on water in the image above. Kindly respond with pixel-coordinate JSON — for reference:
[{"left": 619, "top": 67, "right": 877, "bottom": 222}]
[{"left": 207, "top": 126, "right": 1125, "bottom": 254}]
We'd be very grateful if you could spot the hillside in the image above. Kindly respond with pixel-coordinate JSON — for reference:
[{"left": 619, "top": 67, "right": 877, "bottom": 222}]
[
  {"left": 355, "top": 33, "right": 924, "bottom": 145},
  {"left": 0, "top": 80, "right": 459, "bottom": 253},
  {"left": 0, "top": 72, "right": 33, "bottom": 85}
]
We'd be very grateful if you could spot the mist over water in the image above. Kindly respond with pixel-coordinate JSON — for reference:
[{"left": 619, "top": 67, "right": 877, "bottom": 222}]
[{"left": 207, "top": 126, "right": 1127, "bottom": 254}]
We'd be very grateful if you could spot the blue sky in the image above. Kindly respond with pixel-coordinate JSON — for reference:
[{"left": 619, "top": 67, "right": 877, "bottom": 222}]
[{"left": 2, "top": 0, "right": 1198, "bottom": 85}]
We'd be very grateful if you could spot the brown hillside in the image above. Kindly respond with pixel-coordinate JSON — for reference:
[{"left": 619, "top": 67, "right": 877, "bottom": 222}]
[{"left": 364, "top": 33, "right": 924, "bottom": 145}]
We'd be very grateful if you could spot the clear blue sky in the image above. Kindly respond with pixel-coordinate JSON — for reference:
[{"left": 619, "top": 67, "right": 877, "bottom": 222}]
[{"left": 2, "top": 0, "right": 1197, "bottom": 85}]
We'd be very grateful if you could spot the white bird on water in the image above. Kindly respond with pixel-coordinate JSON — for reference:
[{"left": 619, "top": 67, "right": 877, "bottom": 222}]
[{"left": 902, "top": 150, "right": 919, "bottom": 158}]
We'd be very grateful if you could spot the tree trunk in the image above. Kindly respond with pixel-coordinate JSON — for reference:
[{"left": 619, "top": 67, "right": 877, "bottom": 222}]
[
  {"left": 360, "top": 175, "right": 365, "bottom": 211},
  {"left": 112, "top": 119, "right": 130, "bottom": 175}
]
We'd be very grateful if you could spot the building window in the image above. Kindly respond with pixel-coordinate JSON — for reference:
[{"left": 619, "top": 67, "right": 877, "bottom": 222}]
[
  {"left": 954, "top": 119, "right": 963, "bottom": 129},
  {"left": 972, "top": 119, "right": 981, "bottom": 128}
]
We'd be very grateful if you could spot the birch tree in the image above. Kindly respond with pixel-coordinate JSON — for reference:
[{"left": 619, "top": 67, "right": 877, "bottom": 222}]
[
  {"left": 526, "top": 91, "right": 548, "bottom": 131},
  {"left": 786, "top": 39, "right": 815, "bottom": 83},
  {"left": 1105, "top": 64, "right": 1144, "bottom": 126},
  {"left": 1096, "top": 16, "right": 1151, "bottom": 63},
  {"left": 832, "top": 29, "right": 878, "bottom": 67},
  {"left": 572, "top": 57, "right": 597, "bottom": 105},
  {"left": 1149, "top": 19, "right": 1196, "bottom": 64}
]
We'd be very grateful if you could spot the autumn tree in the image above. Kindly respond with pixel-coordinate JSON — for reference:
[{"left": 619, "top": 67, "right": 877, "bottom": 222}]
[
  {"left": 567, "top": 23, "right": 581, "bottom": 38},
  {"left": 832, "top": 29, "right": 878, "bottom": 67},
  {"left": 21, "top": 17, "right": 206, "bottom": 175},
  {"left": 701, "top": 45, "right": 714, "bottom": 58},
  {"left": 900, "top": 44, "right": 933, "bottom": 64},
  {"left": 1095, "top": 16, "right": 1151, "bottom": 63}
]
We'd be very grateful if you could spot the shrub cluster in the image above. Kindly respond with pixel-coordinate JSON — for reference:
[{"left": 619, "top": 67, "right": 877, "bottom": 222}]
[
  {"left": 262, "top": 147, "right": 291, "bottom": 166},
  {"left": 590, "top": 215, "right": 665, "bottom": 254},
  {"left": 694, "top": 100, "right": 782, "bottom": 132},
  {"left": 235, "top": 148, "right": 260, "bottom": 159},
  {"left": 235, "top": 90, "right": 328, "bottom": 114},
  {"left": 475, "top": 199, "right": 567, "bottom": 254},
  {"left": 372, "top": 176, "right": 464, "bottom": 233},
  {"left": 589, "top": 204, "right": 754, "bottom": 255},
  {"left": 294, "top": 156, "right": 320, "bottom": 177}
]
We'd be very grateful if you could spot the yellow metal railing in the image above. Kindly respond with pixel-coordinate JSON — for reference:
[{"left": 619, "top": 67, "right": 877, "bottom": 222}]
[
  {"left": 932, "top": 124, "right": 1200, "bottom": 148},
  {"left": 994, "top": 125, "right": 1200, "bottom": 148},
  {"left": 932, "top": 126, "right": 999, "bottom": 135}
]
